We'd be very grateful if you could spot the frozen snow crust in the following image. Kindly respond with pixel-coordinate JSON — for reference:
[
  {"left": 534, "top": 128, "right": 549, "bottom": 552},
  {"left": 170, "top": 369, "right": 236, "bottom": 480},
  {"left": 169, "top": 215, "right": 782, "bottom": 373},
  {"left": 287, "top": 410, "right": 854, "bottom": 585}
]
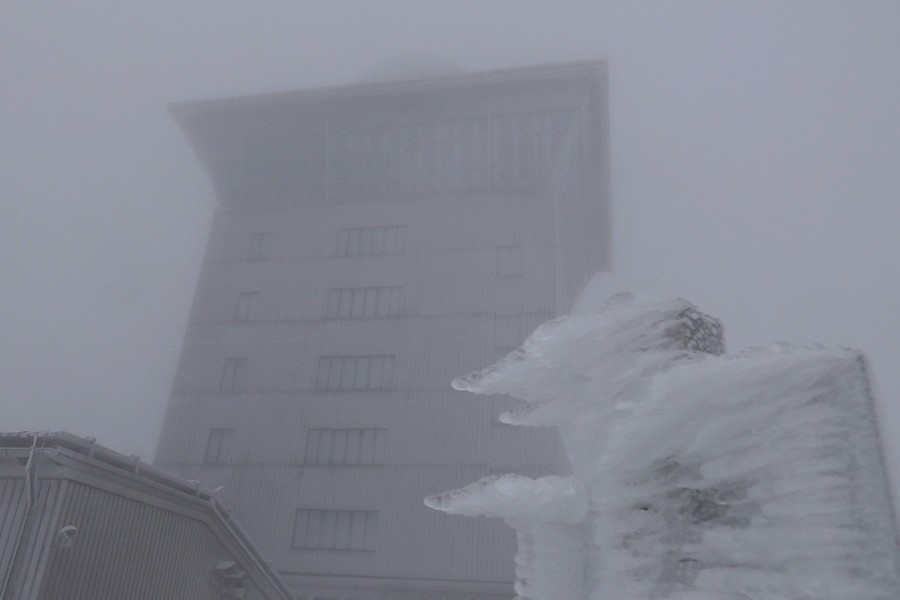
[{"left": 427, "top": 293, "right": 900, "bottom": 599}]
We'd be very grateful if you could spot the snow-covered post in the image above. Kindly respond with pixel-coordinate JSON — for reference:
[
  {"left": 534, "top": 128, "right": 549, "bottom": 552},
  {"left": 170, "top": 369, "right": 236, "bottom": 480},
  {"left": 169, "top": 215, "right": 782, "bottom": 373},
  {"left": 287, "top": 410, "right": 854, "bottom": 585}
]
[{"left": 427, "top": 293, "right": 900, "bottom": 600}]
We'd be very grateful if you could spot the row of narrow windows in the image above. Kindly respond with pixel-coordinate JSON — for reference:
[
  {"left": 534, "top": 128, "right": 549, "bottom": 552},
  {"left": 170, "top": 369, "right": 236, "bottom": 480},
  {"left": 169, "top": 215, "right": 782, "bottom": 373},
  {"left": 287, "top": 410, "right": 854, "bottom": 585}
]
[
  {"left": 325, "top": 287, "right": 402, "bottom": 320},
  {"left": 203, "top": 398, "right": 521, "bottom": 464},
  {"left": 246, "top": 225, "right": 405, "bottom": 261},
  {"left": 244, "top": 227, "right": 523, "bottom": 277},
  {"left": 220, "top": 354, "right": 399, "bottom": 394},
  {"left": 314, "top": 355, "right": 396, "bottom": 391},
  {"left": 216, "top": 111, "right": 570, "bottom": 205},
  {"left": 205, "top": 427, "right": 385, "bottom": 465},
  {"left": 234, "top": 285, "right": 523, "bottom": 322},
  {"left": 335, "top": 225, "right": 406, "bottom": 257},
  {"left": 293, "top": 509, "right": 379, "bottom": 551},
  {"left": 217, "top": 318, "right": 522, "bottom": 394},
  {"left": 305, "top": 428, "right": 386, "bottom": 466}
]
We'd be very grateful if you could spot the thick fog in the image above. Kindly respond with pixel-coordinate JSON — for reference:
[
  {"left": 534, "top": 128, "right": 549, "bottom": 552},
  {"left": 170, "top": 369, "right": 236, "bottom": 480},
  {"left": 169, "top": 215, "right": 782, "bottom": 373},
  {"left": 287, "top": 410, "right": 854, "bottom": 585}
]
[{"left": 1, "top": 0, "right": 898, "bottom": 494}]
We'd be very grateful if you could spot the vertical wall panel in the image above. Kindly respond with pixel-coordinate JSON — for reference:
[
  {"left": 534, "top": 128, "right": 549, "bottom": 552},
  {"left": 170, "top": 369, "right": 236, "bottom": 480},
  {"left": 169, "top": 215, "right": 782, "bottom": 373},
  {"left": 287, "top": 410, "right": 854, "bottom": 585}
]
[
  {"left": 28, "top": 480, "right": 272, "bottom": 600},
  {"left": 0, "top": 478, "right": 30, "bottom": 587}
]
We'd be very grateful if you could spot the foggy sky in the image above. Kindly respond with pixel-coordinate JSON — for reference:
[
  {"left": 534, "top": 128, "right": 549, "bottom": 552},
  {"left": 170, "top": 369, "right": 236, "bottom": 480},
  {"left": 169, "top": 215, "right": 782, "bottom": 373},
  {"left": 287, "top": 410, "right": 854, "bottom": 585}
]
[{"left": 2, "top": 0, "right": 898, "bottom": 495}]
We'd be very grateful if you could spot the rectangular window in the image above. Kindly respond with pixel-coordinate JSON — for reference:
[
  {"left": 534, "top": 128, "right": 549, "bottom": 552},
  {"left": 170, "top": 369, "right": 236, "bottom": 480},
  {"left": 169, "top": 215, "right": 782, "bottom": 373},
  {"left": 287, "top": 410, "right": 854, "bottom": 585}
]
[
  {"left": 325, "top": 287, "right": 402, "bottom": 319},
  {"left": 204, "top": 428, "right": 233, "bottom": 463},
  {"left": 494, "top": 315, "right": 523, "bottom": 350},
  {"left": 496, "top": 245, "right": 523, "bottom": 278},
  {"left": 248, "top": 232, "right": 272, "bottom": 261},
  {"left": 304, "top": 429, "right": 386, "bottom": 465},
  {"left": 336, "top": 225, "right": 406, "bottom": 257},
  {"left": 314, "top": 355, "right": 395, "bottom": 391},
  {"left": 220, "top": 357, "right": 247, "bottom": 393},
  {"left": 234, "top": 291, "right": 259, "bottom": 321},
  {"left": 292, "top": 509, "right": 379, "bottom": 551}
]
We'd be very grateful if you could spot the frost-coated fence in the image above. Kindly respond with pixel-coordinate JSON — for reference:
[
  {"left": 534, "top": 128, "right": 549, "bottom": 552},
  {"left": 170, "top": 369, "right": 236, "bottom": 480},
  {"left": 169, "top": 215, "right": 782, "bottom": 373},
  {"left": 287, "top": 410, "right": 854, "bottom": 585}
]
[{"left": 428, "top": 293, "right": 900, "bottom": 600}]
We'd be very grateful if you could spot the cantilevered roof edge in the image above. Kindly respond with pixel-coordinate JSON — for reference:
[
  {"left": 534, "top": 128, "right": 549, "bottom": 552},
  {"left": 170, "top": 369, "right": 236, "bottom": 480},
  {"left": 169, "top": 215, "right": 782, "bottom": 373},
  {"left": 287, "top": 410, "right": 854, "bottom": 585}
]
[{"left": 169, "top": 58, "right": 608, "bottom": 122}]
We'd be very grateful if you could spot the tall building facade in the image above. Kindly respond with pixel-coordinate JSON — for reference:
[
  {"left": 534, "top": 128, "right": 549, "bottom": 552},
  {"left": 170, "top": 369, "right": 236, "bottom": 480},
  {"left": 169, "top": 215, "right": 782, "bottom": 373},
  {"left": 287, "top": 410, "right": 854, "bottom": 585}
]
[{"left": 156, "top": 60, "right": 610, "bottom": 600}]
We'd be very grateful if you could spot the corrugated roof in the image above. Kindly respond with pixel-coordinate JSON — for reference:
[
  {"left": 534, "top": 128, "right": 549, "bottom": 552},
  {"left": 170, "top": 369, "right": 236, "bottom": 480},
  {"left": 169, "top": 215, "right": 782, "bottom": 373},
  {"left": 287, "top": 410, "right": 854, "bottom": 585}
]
[{"left": 0, "top": 431, "right": 293, "bottom": 600}]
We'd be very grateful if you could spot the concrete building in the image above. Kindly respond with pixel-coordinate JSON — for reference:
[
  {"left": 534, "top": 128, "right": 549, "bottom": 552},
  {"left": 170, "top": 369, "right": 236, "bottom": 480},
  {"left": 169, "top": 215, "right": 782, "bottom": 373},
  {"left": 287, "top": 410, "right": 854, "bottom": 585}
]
[
  {"left": 155, "top": 60, "right": 610, "bottom": 600},
  {"left": 0, "top": 431, "right": 291, "bottom": 600}
]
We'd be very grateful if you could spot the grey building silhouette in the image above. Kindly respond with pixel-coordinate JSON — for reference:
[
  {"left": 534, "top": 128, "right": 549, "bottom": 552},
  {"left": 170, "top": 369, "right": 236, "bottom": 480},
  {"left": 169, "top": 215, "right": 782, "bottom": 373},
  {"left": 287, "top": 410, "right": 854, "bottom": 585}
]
[{"left": 156, "top": 60, "right": 610, "bottom": 600}]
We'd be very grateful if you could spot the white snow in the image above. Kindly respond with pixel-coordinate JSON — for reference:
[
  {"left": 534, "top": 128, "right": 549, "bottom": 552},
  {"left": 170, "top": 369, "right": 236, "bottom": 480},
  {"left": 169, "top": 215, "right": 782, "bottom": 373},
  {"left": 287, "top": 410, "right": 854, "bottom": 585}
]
[
  {"left": 425, "top": 474, "right": 587, "bottom": 523},
  {"left": 427, "top": 475, "right": 588, "bottom": 600},
  {"left": 428, "top": 293, "right": 900, "bottom": 599}
]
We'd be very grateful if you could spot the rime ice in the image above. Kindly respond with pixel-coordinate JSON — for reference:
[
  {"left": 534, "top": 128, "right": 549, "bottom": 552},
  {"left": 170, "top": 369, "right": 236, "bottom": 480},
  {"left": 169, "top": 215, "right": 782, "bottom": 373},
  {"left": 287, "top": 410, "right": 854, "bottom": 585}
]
[{"left": 428, "top": 293, "right": 900, "bottom": 599}]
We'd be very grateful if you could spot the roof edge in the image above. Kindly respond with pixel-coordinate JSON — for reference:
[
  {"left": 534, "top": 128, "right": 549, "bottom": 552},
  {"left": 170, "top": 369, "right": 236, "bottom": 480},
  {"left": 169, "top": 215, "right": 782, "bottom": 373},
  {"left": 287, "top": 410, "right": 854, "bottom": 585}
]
[
  {"left": 169, "top": 58, "right": 608, "bottom": 120},
  {"left": 0, "top": 431, "right": 293, "bottom": 600}
]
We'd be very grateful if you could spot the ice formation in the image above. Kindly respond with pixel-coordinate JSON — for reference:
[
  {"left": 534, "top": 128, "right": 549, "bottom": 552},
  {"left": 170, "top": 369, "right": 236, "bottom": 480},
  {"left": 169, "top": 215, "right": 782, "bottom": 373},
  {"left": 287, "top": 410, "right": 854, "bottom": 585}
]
[{"left": 426, "top": 293, "right": 900, "bottom": 599}]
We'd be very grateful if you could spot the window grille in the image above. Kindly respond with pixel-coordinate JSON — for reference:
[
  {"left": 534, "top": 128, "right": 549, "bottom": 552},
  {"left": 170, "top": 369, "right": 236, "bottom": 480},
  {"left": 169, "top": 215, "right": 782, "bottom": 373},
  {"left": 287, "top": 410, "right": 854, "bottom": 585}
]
[
  {"left": 335, "top": 225, "right": 406, "bottom": 257},
  {"left": 204, "top": 428, "right": 233, "bottom": 463},
  {"left": 292, "top": 509, "right": 379, "bottom": 551},
  {"left": 220, "top": 357, "right": 247, "bottom": 392},
  {"left": 325, "top": 287, "right": 401, "bottom": 319},
  {"left": 304, "top": 429, "right": 386, "bottom": 465},
  {"left": 314, "top": 355, "right": 395, "bottom": 391}
]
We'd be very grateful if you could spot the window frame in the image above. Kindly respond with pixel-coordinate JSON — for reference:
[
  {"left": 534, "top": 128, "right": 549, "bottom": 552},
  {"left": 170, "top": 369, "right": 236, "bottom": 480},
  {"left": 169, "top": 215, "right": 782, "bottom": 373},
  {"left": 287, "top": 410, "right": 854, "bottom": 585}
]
[
  {"left": 314, "top": 355, "right": 396, "bottom": 391},
  {"left": 219, "top": 357, "right": 247, "bottom": 393},
  {"left": 292, "top": 509, "right": 379, "bottom": 551},
  {"left": 325, "top": 287, "right": 402, "bottom": 320},
  {"left": 234, "top": 291, "right": 259, "bottom": 322},
  {"left": 204, "top": 428, "right": 233, "bottom": 463},
  {"left": 304, "top": 428, "right": 386, "bottom": 466},
  {"left": 247, "top": 232, "right": 272, "bottom": 261},
  {"left": 335, "top": 225, "right": 407, "bottom": 257}
]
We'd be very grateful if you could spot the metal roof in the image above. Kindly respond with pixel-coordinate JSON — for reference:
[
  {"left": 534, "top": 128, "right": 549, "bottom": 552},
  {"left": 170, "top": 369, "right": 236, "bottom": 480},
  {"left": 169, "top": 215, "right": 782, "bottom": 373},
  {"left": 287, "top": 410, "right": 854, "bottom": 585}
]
[{"left": 0, "top": 431, "right": 293, "bottom": 600}]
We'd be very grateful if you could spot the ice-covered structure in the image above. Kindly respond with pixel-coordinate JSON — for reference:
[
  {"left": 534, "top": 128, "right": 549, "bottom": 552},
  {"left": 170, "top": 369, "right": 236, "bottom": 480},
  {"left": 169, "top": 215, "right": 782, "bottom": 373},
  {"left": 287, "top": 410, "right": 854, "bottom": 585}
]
[{"left": 426, "top": 293, "right": 900, "bottom": 599}]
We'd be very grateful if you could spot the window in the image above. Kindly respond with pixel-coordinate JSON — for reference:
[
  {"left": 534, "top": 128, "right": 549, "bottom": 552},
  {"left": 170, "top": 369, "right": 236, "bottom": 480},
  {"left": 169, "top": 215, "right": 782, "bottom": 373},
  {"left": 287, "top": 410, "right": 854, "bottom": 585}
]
[
  {"left": 247, "top": 232, "right": 272, "bottom": 260},
  {"left": 494, "top": 315, "right": 523, "bottom": 350},
  {"left": 305, "top": 429, "right": 386, "bottom": 465},
  {"left": 234, "top": 291, "right": 259, "bottom": 321},
  {"left": 220, "top": 357, "right": 247, "bottom": 393},
  {"left": 489, "top": 112, "right": 564, "bottom": 189},
  {"left": 205, "top": 428, "right": 233, "bottom": 463},
  {"left": 292, "top": 509, "right": 379, "bottom": 551},
  {"left": 315, "top": 355, "right": 395, "bottom": 391},
  {"left": 335, "top": 225, "right": 406, "bottom": 257},
  {"left": 496, "top": 245, "right": 523, "bottom": 278},
  {"left": 325, "top": 287, "right": 402, "bottom": 319}
]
